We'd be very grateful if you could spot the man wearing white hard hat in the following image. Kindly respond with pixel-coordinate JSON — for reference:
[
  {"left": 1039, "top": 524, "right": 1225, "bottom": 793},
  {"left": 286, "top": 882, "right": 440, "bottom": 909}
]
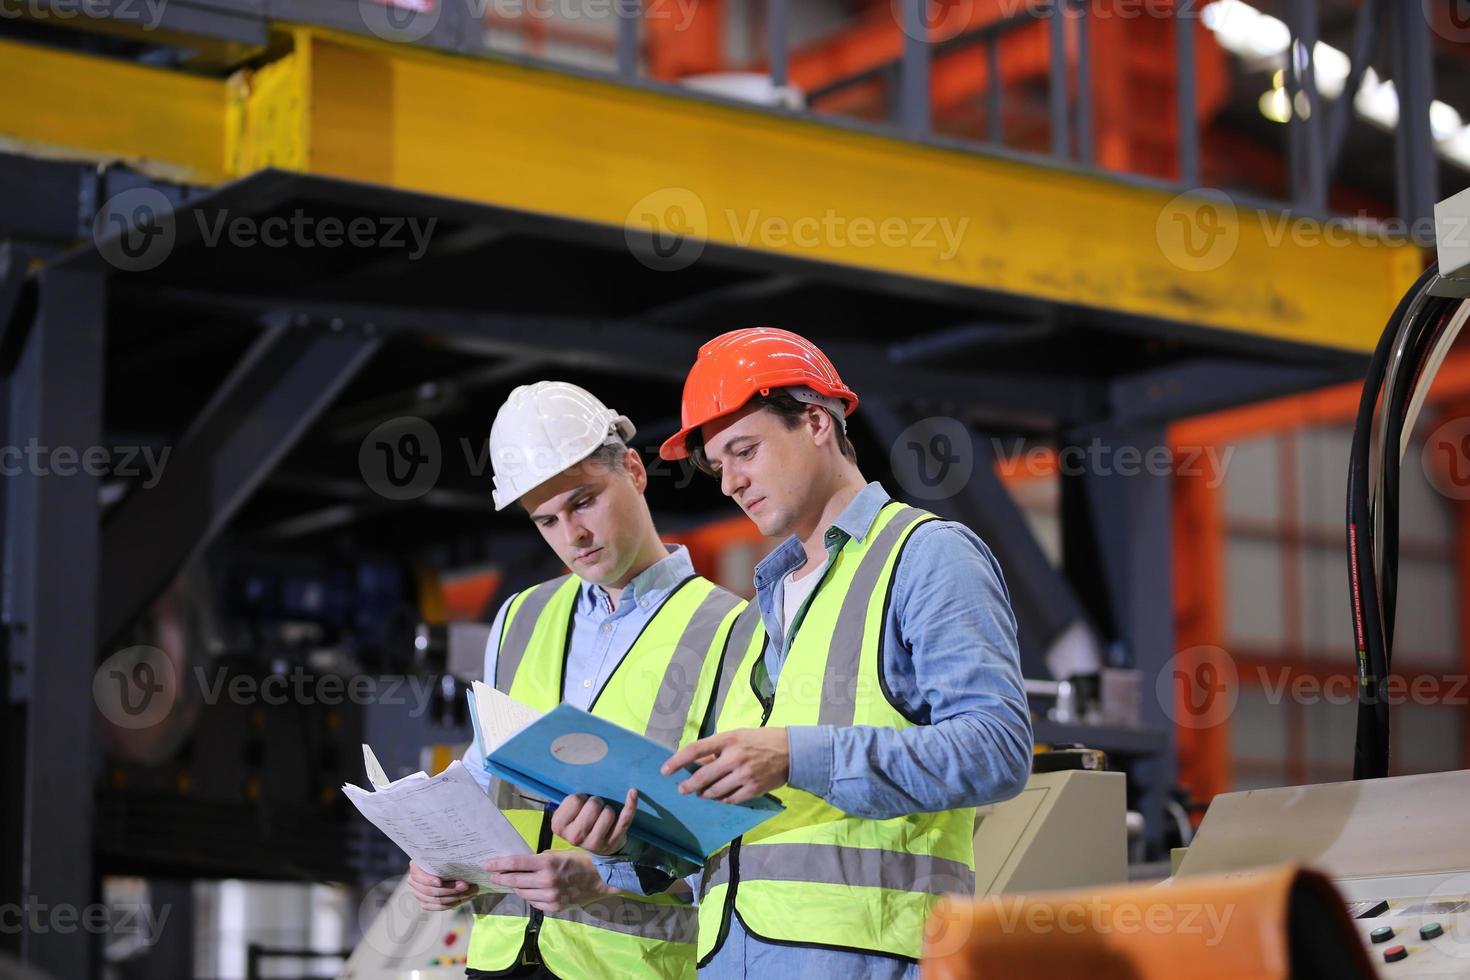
[{"left": 406, "top": 381, "right": 748, "bottom": 980}]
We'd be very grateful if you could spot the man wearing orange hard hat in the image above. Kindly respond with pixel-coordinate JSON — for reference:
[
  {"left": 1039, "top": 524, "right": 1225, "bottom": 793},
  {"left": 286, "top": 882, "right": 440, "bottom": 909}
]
[{"left": 562, "top": 328, "right": 1034, "bottom": 978}]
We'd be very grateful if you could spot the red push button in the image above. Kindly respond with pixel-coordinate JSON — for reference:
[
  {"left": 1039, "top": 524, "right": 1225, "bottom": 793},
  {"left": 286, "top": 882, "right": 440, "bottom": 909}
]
[{"left": 1384, "top": 944, "right": 1408, "bottom": 963}]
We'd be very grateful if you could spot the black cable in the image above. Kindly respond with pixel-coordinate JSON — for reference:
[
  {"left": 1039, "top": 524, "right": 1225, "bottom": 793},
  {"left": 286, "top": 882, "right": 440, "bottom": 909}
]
[
  {"left": 1379, "top": 299, "right": 1456, "bottom": 658},
  {"left": 1347, "top": 261, "right": 1438, "bottom": 780}
]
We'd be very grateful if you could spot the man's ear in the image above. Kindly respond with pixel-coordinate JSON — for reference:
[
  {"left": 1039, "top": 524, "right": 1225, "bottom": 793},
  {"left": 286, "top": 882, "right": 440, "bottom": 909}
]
[
  {"left": 626, "top": 447, "right": 648, "bottom": 493},
  {"left": 806, "top": 405, "right": 834, "bottom": 447}
]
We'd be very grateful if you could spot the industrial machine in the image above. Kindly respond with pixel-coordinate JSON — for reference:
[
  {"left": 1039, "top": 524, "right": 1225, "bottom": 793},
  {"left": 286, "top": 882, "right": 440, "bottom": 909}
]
[
  {"left": 1173, "top": 770, "right": 1470, "bottom": 976},
  {"left": 973, "top": 768, "right": 1127, "bottom": 897}
]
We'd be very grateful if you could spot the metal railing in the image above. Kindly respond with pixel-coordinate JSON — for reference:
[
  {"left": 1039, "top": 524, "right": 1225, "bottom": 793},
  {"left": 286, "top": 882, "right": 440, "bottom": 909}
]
[{"left": 580, "top": 0, "right": 1443, "bottom": 233}]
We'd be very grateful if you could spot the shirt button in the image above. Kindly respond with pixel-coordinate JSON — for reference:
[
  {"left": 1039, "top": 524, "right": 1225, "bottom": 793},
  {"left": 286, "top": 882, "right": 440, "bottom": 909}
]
[
  {"left": 582, "top": 679, "right": 593, "bottom": 688},
  {"left": 602, "top": 624, "right": 612, "bottom": 633},
  {"left": 639, "top": 599, "right": 650, "bottom": 609}
]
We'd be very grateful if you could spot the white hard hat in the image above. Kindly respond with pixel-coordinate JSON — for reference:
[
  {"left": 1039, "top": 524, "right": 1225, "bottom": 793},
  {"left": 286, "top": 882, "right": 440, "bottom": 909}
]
[{"left": 489, "top": 381, "right": 637, "bottom": 510}]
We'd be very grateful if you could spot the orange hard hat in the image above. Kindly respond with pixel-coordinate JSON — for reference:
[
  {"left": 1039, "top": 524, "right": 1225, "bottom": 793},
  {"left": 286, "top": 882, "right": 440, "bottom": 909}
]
[{"left": 659, "top": 327, "right": 859, "bottom": 461}]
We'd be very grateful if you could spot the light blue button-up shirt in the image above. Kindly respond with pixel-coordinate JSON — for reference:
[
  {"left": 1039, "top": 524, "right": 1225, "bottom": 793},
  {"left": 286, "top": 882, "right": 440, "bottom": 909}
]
[
  {"left": 611, "top": 482, "right": 1033, "bottom": 979},
  {"left": 462, "top": 544, "right": 699, "bottom": 792}
]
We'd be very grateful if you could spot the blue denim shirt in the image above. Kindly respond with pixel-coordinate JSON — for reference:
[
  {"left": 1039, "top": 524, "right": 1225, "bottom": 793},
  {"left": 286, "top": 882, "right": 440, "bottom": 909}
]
[{"left": 607, "top": 483, "right": 1033, "bottom": 976}]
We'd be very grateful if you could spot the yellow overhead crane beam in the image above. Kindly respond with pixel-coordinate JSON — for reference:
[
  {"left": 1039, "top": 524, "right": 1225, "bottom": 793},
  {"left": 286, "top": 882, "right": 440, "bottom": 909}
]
[{"left": 0, "top": 26, "right": 1423, "bottom": 352}]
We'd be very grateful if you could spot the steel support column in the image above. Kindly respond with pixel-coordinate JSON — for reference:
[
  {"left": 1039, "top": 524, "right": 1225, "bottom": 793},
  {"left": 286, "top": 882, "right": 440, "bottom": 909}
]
[
  {"left": 1, "top": 265, "right": 106, "bottom": 977},
  {"left": 1390, "top": 0, "right": 1437, "bottom": 238},
  {"left": 1059, "top": 422, "right": 1176, "bottom": 859},
  {"left": 864, "top": 397, "right": 1098, "bottom": 681}
]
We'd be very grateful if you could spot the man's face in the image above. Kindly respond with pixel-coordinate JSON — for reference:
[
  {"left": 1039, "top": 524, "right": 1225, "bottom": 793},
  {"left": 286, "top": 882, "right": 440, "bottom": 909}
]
[
  {"left": 520, "top": 449, "right": 650, "bottom": 587},
  {"left": 698, "top": 404, "right": 823, "bottom": 538}
]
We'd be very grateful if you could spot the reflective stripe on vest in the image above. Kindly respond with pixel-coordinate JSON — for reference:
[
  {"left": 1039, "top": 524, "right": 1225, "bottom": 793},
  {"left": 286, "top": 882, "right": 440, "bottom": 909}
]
[
  {"left": 696, "top": 502, "right": 977, "bottom": 965},
  {"left": 468, "top": 572, "right": 744, "bottom": 979},
  {"left": 701, "top": 843, "right": 974, "bottom": 897}
]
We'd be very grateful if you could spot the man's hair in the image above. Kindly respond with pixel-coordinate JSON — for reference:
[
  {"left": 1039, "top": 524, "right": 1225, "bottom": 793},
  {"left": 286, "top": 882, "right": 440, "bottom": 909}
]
[
  {"left": 582, "top": 440, "right": 630, "bottom": 477},
  {"left": 688, "top": 392, "right": 857, "bottom": 477}
]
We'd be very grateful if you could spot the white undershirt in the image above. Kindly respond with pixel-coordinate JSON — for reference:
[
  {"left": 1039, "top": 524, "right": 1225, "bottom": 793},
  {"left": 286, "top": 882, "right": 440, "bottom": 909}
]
[{"left": 780, "top": 562, "right": 824, "bottom": 634}]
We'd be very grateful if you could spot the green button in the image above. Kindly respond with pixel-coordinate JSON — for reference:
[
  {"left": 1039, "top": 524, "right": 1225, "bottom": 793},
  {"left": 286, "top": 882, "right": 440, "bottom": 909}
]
[
  {"left": 1421, "top": 922, "right": 1444, "bottom": 940},
  {"left": 1371, "top": 925, "right": 1394, "bottom": 943}
]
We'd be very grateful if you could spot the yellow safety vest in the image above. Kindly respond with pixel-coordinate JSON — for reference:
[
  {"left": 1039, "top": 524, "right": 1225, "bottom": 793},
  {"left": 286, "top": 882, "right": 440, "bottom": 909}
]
[
  {"left": 696, "top": 502, "right": 977, "bottom": 965},
  {"left": 467, "top": 572, "right": 747, "bottom": 979}
]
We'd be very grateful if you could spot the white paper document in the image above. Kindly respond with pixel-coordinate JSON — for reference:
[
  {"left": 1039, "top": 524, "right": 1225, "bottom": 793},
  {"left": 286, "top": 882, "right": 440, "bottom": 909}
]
[
  {"left": 470, "top": 680, "right": 543, "bottom": 755},
  {"left": 343, "top": 745, "right": 529, "bottom": 890}
]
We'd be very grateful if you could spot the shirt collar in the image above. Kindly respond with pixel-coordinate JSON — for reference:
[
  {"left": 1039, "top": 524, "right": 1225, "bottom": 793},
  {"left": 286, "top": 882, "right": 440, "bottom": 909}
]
[
  {"left": 753, "top": 482, "right": 892, "bottom": 588},
  {"left": 580, "top": 544, "right": 693, "bottom": 612}
]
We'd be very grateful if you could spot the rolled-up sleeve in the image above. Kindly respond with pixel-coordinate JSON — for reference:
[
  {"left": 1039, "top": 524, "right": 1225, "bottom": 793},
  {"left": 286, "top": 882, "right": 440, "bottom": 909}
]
[{"left": 785, "top": 521, "right": 1033, "bottom": 819}]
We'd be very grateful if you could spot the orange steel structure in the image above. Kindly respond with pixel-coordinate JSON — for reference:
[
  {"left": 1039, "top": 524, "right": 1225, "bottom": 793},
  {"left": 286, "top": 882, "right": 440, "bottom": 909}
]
[{"left": 485, "top": 0, "right": 1231, "bottom": 182}]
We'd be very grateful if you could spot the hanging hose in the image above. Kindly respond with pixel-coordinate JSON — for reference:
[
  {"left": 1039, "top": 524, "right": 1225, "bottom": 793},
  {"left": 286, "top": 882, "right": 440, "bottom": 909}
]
[{"left": 1347, "top": 261, "right": 1470, "bottom": 779}]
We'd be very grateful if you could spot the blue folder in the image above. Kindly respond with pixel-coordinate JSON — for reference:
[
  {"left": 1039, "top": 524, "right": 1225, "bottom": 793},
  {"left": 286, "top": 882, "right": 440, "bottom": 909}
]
[{"left": 480, "top": 703, "right": 782, "bottom": 865}]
